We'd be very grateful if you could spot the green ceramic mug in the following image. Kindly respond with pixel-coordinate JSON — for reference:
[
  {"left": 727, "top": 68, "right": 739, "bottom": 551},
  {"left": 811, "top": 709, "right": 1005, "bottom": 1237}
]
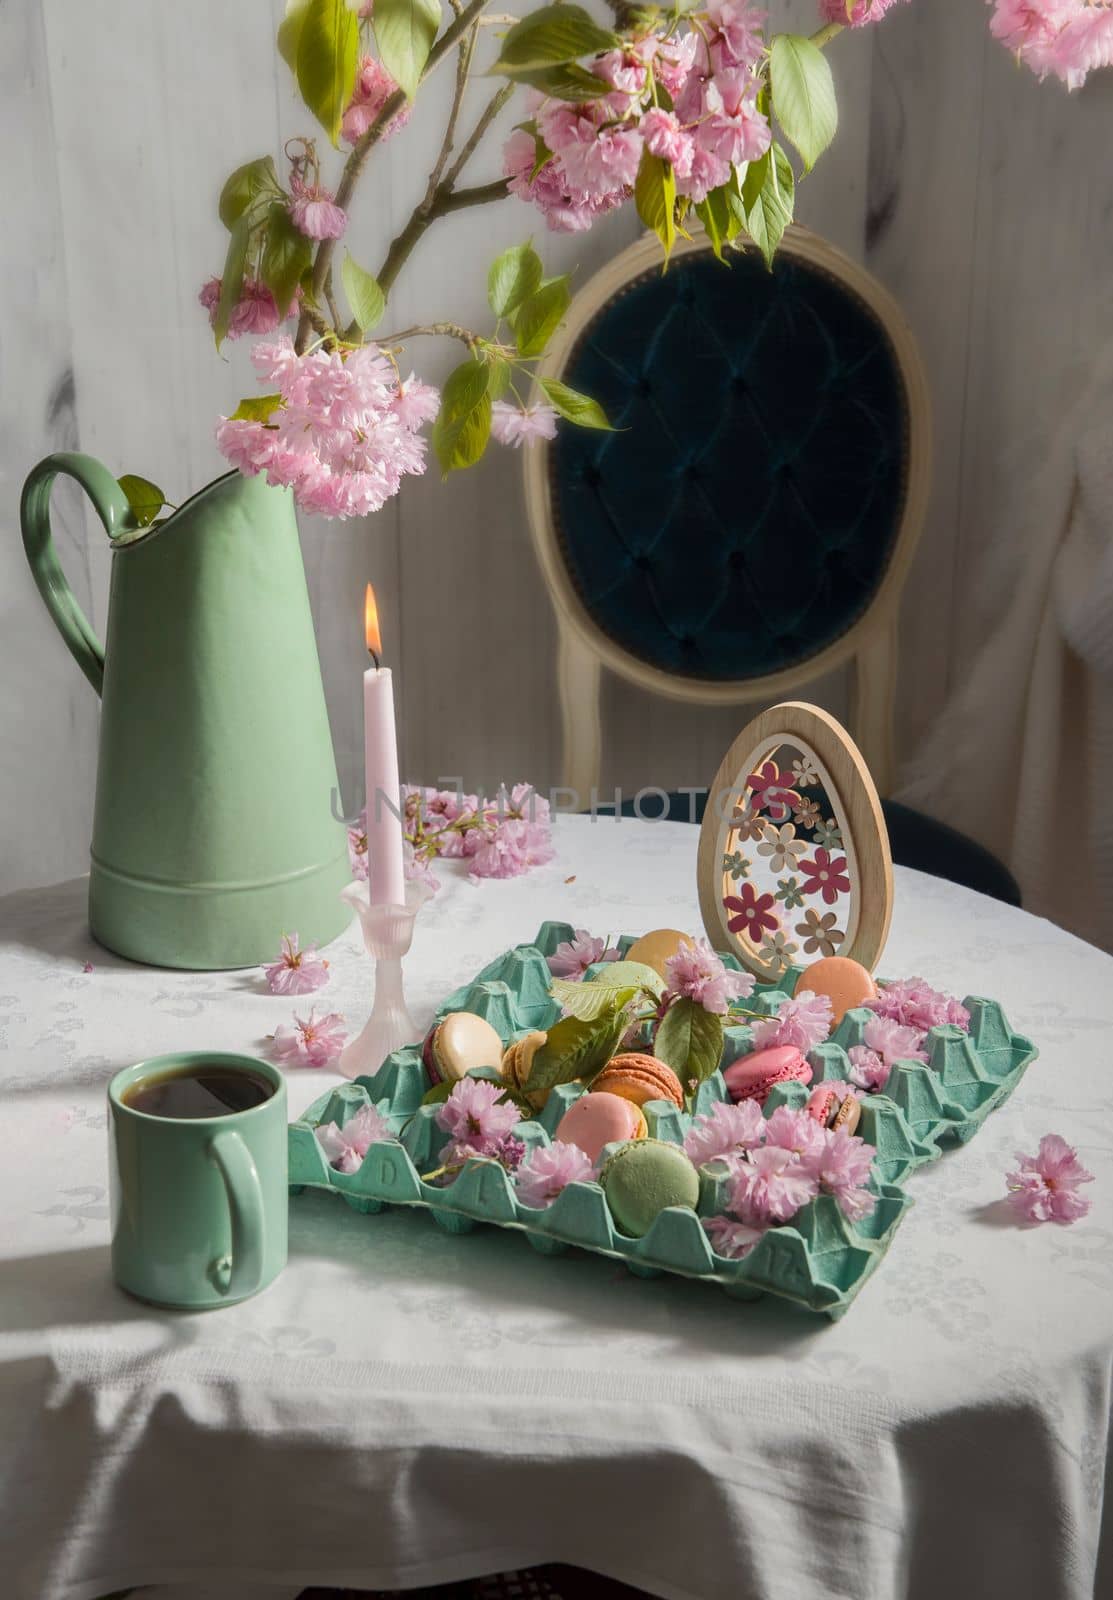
[{"left": 108, "top": 1052, "right": 288, "bottom": 1309}]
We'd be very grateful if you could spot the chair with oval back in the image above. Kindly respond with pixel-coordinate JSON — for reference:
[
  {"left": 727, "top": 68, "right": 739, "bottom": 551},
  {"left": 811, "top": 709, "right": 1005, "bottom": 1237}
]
[{"left": 524, "top": 225, "right": 1020, "bottom": 905}]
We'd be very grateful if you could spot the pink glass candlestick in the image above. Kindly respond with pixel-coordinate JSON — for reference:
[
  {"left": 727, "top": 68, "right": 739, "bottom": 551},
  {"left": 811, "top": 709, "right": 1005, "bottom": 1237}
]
[{"left": 338, "top": 878, "right": 430, "bottom": 1081}]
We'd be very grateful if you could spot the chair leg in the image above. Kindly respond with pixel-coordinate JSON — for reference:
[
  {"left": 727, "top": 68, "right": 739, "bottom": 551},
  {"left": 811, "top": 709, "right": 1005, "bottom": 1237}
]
[
  {"left": 853, "top": 621, "right": 897, "bottom": 796},
  {"left": 558, "top": 624, "right": 602, "bottom": 809}
]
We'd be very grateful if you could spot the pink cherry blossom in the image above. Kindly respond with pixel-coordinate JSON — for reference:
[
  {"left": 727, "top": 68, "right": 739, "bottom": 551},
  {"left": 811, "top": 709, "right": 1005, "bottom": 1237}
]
[
  {"left": 1005, "top": 1133, "right": 1094, "bottom": 1222},
  {"left": 847, "top": 1044, "right": 890, "bottom": 1093},
  {"left": 763, "top": 1104, "right": 827, "bottom": 1162},
  {"left": 638, "top": 108, "right": 695, "bottom": 175},
  {"left": 862, "top": 1013, "right": 929, "bottom": 1069},
  {"left": 270, "top": 1005, "right": 347, "bottom": 1067},
  {"left": 749, "top": 990, "right": 834, "bottom": 1053},
  {"left": 867, "top": 977, "right": 970, "bottom": 1035},
  {"left": 342, "top": 55, "right": 410, "bottom": 145},
  {"left": 403, "top": 838, "right": 441, "bottom": 893},
  {"left": 216, "top": 335, "right": 437, "bottom": 520},
  {"left": 439, "top": 1130, "right": 526, "bottom": 1175},
  {"left": 729, "top": 1143, "right": 819, "bottom": 1225},
  {"left": 707, "top": 0, "right": 767, "bottom": 68},
  {"left": 288, "top": 175, "right": 347, "bottom": 240},
  {"left": 676, "top": 145, "right": 733, "bottom": 204},
  {"left": 548, "top": 929, "right": 622, "bottom": 979},
  {"left": 348, "top": 819, "right": 369, "bottom": 881},
  {"left": 436, "top": 1076, "right": 522, "bottom": 1156},
  {"left": 263, "top": 932, "right": 330, "bottom": 995},
  {"left": 200, "top": 276, "right": 297, "bottom": 340},
  {"left": 515, "top": 1140, "right": 596, "bottom": 1207},
  {"left": 490, "top": 401, "right": 560, "bottom": 447},
  {"left": 393, "top": 375, "right": 441, "bottom": 429},
  {"left": 314, "top": 1102, "right": 394, "bottom": 1173},
  {"left": 819, "top": 0, "right": 909, "bottom": 24},
  {"left": 702, "top": 1213, "right": 765, "bottom": 1259},
  {"left": 82, "top": 960, "right": 95, "bottom": 974},
  {"left": 557, "top": 123, "right": 643, "bottom": 202},
  {"left": 468, "top": 817, "right": 555, "bottom": 880},
  {"left": 802, "top": 1126, "right": 877, "bottom": 1221},
  {"left": 683, "top": 1098, "right": 766, "bottom": 1166},
  {"left": 503, "top": 128, "right": 620, "bottom": 233},
  {"left": 665, "top": 936, "right": 755, "bottom": 1014},
  {"left": 655, "top": 30, "right": 700, "bottom": 97}
]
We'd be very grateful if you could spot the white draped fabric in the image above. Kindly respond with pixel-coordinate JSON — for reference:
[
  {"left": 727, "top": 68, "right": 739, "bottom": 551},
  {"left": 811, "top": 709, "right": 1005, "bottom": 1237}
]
[{"left": 1, "top": 816, "right": 1111, "bottom": 1600}]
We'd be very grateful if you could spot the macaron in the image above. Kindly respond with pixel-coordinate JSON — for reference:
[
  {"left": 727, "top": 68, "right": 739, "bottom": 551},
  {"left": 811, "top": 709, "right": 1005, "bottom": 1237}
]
[
  {"left": 554, "top": 1091, "right": 647, "bottom": 1164},
  {"left": 500, "top": 1030, "right": 550, "bottom": 1109},
  {"left": 796, "top": 956, "right": 877, "bottom": 1026},
  {"left": 806, "top": 1081, "right": 862, "bottom": 1135},
  {"left": 598, "top": 1138, "right": 701, "bottom": 1238},
  {"left": 723, "top": 1044, "right": 812, "bottom": 1105},
  {"left": 623, "top": 929, "right": 692, "bottom": 980},
  {"left": 591, "top": 1052, "right": 686, "bottom": 1110},
  {"left": 423, "top": 1011, "right": 504, "bottom": 1086}
]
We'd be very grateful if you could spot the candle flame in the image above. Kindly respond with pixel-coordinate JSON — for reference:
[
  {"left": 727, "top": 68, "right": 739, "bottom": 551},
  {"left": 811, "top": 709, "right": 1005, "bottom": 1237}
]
[{"left": 364, "top": 583, "right": 382, "bottom": 661}]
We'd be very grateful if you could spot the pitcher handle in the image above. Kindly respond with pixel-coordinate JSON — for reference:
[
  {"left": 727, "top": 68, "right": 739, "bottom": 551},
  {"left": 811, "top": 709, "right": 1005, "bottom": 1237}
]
[{"left": 19, "top": 452, "right": 132, "bottom": 697}]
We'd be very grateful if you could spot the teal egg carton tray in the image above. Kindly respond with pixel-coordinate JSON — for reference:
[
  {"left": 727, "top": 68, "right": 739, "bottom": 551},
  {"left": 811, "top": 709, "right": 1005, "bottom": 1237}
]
[{"left": 288, "top": 922, "right": 1037, "bottom": 1321}]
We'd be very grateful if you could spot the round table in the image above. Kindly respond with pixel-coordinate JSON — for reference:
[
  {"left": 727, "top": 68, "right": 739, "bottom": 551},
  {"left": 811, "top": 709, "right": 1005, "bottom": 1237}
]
[{"left": 2, "top": 815, "right": 1110, "bottom": 1600}]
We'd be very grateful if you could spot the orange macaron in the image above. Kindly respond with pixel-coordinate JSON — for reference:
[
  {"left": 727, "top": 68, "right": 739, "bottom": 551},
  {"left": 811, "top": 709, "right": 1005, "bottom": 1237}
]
[
  {"left": 796, "top": 956, "right": 877, "bottom": 1026},
  {"left": 591, "top": 1052, "right": 686, "bottom": 1110}
]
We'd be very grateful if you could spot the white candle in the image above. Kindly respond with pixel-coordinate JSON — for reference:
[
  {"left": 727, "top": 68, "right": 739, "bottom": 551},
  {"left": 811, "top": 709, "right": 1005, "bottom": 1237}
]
[{"left": 363, "top": 584, "right": 406, "bottom": 907}]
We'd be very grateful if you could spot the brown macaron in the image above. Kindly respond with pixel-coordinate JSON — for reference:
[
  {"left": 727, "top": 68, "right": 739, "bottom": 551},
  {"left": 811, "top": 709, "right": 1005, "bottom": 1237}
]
[
  {"left": 500, "top": 1030, "right": 549, "bottom": 1110},
  {"left": 830, "top": 1091, "right": 862, "bottom": 1137},
  {"left": 591, "top": 1052, "right": 686, "bottom": 1111}
]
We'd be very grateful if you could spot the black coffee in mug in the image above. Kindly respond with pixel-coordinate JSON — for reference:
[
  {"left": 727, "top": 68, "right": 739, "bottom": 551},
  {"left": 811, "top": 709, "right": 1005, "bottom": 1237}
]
[{"left": 122, "top": 1063, "right": 275, "bottom": 1120}]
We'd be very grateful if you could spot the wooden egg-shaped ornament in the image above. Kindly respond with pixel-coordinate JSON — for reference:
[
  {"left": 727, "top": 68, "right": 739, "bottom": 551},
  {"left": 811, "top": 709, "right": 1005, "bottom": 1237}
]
[{"left": 697, "top": 702, "right": 893, "bottom": 988}]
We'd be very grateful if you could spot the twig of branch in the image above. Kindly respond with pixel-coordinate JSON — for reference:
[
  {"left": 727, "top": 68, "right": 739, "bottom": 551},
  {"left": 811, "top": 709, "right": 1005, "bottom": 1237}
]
[{"left": 294, "top": 0, "right": 492, "bottom": 352}]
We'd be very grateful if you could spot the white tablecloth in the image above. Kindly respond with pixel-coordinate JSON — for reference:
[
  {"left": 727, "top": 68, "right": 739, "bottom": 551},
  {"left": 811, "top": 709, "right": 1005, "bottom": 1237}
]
[{"left": 1, "top": 815, "right": 1111, "bottom": 1600}]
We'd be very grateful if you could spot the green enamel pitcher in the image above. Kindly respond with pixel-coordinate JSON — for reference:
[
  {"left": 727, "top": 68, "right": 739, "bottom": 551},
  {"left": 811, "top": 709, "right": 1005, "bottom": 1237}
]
[{"left": 20, "top": 454, "right": 351, "bottom": 969}]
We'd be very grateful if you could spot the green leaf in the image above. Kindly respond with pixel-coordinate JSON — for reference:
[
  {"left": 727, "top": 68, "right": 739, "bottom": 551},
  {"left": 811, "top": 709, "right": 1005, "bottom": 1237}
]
[
  {"left": 653, "top": 999, "right": 724, "bottom": 1094},
  {"left": 487, "top": 241, "right": 544, "bottom": 319},
  {"left": 500, "top": 62, "right": 609, "bottom": 101},
  {"left": 742, "top": 144, "right": 795, "bottom": 269},
  {"left": 635, "top": 148, "right": 676, "bottom": 264},
  {"left": 513, "top": 276, "right": 570, "bottom": 357},
  {"left": 219, "top": 156, "right": 280, "bottom": 231},
  {"left": 277, "top": 0, "right": 310, "bottom": 72},
  {"left": 117, "top": 474, "right": 166, "bottom": 527},
  {"left": 296, "top": 0, "right": 360, "bottom": 146},
  {"left": 539, "top": 377, "right": 612, "bottom": 431},
  {"left": 486, "top": 357, "right": 512, "bottom": 400},
  {"left": 213, "top": 214, "right": 250, "bottom": 349},
  {"left": 229, "top": 393, "right": 283, "bottom": 423},
  {"left": 523, "top": 1011, "right": 628, "bottom": 1098},
  {"left": 494, "top": 5, "right": 617, "bottom": 74},
  {"left": 769, "top": 33, "right": 837, "bottom": 173},
  {"left": 340, "top": 251, "right": 386, "bottom": 331},
  {"left": 420, "top": 1081, "right": 454, "bottom": 1106},
  {"left": 587, "top": 960, "right": 666, "bottom": 999},
  {"left": 549, "top": 979, "right": 639, "bottom": 1023},
  {"left": 260, "top": 202, "right": 313, "bottom": 317},
  {"left": 431, "top": 359, "right": 492, "bottom": 473},
  {"left": 374, "top": 0, "right": 441, "bottom": 102}
]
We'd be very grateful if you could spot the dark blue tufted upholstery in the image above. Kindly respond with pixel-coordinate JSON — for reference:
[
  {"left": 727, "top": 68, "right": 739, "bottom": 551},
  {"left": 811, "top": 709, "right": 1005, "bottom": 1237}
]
[{"left": 550, "top": 247, "right": 908, "bottom": 679}]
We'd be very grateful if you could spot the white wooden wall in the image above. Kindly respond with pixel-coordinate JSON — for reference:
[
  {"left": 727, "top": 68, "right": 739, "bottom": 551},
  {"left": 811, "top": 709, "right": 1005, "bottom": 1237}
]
[{"left": 2, "top": 1, "right": 1110, "bottom": 903}]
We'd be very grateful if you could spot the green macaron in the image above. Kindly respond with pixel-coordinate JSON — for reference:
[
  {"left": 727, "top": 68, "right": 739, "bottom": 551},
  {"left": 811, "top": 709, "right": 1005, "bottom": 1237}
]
[{"left": 599, "top": 1138, "right": 701, "bottom": 1238}]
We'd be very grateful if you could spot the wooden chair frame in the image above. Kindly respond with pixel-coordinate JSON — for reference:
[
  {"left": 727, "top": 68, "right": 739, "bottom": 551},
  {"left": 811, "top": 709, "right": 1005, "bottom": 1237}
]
[{"left": 523, "top": 224, "right": 932, "bottom": 802}]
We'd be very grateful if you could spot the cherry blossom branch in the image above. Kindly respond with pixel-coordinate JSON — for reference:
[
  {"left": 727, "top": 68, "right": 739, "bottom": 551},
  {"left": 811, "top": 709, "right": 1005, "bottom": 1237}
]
[
  {"left": 369, "top": 79, "right": 516, "bottom": 314},
  {"left": 378, "top": 320, "right": 485, "bottom": 350},
  {"left": 810, "top": 22, "right": 845, "bottom": 49},
  {"left": 295, "top": 0, "right": 492, "bottom": 352}
]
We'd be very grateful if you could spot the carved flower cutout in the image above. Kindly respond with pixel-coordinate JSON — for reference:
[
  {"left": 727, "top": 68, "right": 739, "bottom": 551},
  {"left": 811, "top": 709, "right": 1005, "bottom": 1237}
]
[
  {"left": 722, "top": 850, "right": 752, "bottom": 881},
  {"left": 799, "top": 848, "right": 851, "bottom": 905},
  {"left": 758, "top": 932, "right": 799, "bottom": 973},
  {"left": 724, "top": 882, "right": 780, "bottom": 944},
  {"left": 796, "top": 908, "right": 844, "bottom": 957},
  {"left": 757, "top": 821, "right": 808, "bottom": 874}
]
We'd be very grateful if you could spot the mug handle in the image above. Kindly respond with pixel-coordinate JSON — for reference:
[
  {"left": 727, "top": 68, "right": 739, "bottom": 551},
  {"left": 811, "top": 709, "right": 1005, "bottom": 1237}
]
[
  {"left": 19, "top": 452, "right": 132, "bottom": 696},
  {"left": 208, "top": 1129, "right": 266, "bottom": 1300}
]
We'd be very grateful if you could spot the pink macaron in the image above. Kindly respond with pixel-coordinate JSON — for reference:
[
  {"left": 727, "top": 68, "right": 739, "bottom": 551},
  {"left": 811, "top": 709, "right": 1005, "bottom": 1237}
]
[
  {"left": 554, "top": 1091, "right": 648, "bottom": 1164},
  {"left": 722, "top": 1045, "right": 812, "bottom": 1105}
]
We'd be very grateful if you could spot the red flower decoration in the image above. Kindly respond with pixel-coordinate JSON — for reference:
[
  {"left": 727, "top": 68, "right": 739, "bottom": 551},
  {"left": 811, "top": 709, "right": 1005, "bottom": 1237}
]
[
  {"left": 745, "top": 760, "right": 800, "bottom": 823},
  {"left": 723, "top": 882, "right": 780, "bottom": 943},
  {"left": 799, "top": 848, "right": 851, "bottom": 906}
]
